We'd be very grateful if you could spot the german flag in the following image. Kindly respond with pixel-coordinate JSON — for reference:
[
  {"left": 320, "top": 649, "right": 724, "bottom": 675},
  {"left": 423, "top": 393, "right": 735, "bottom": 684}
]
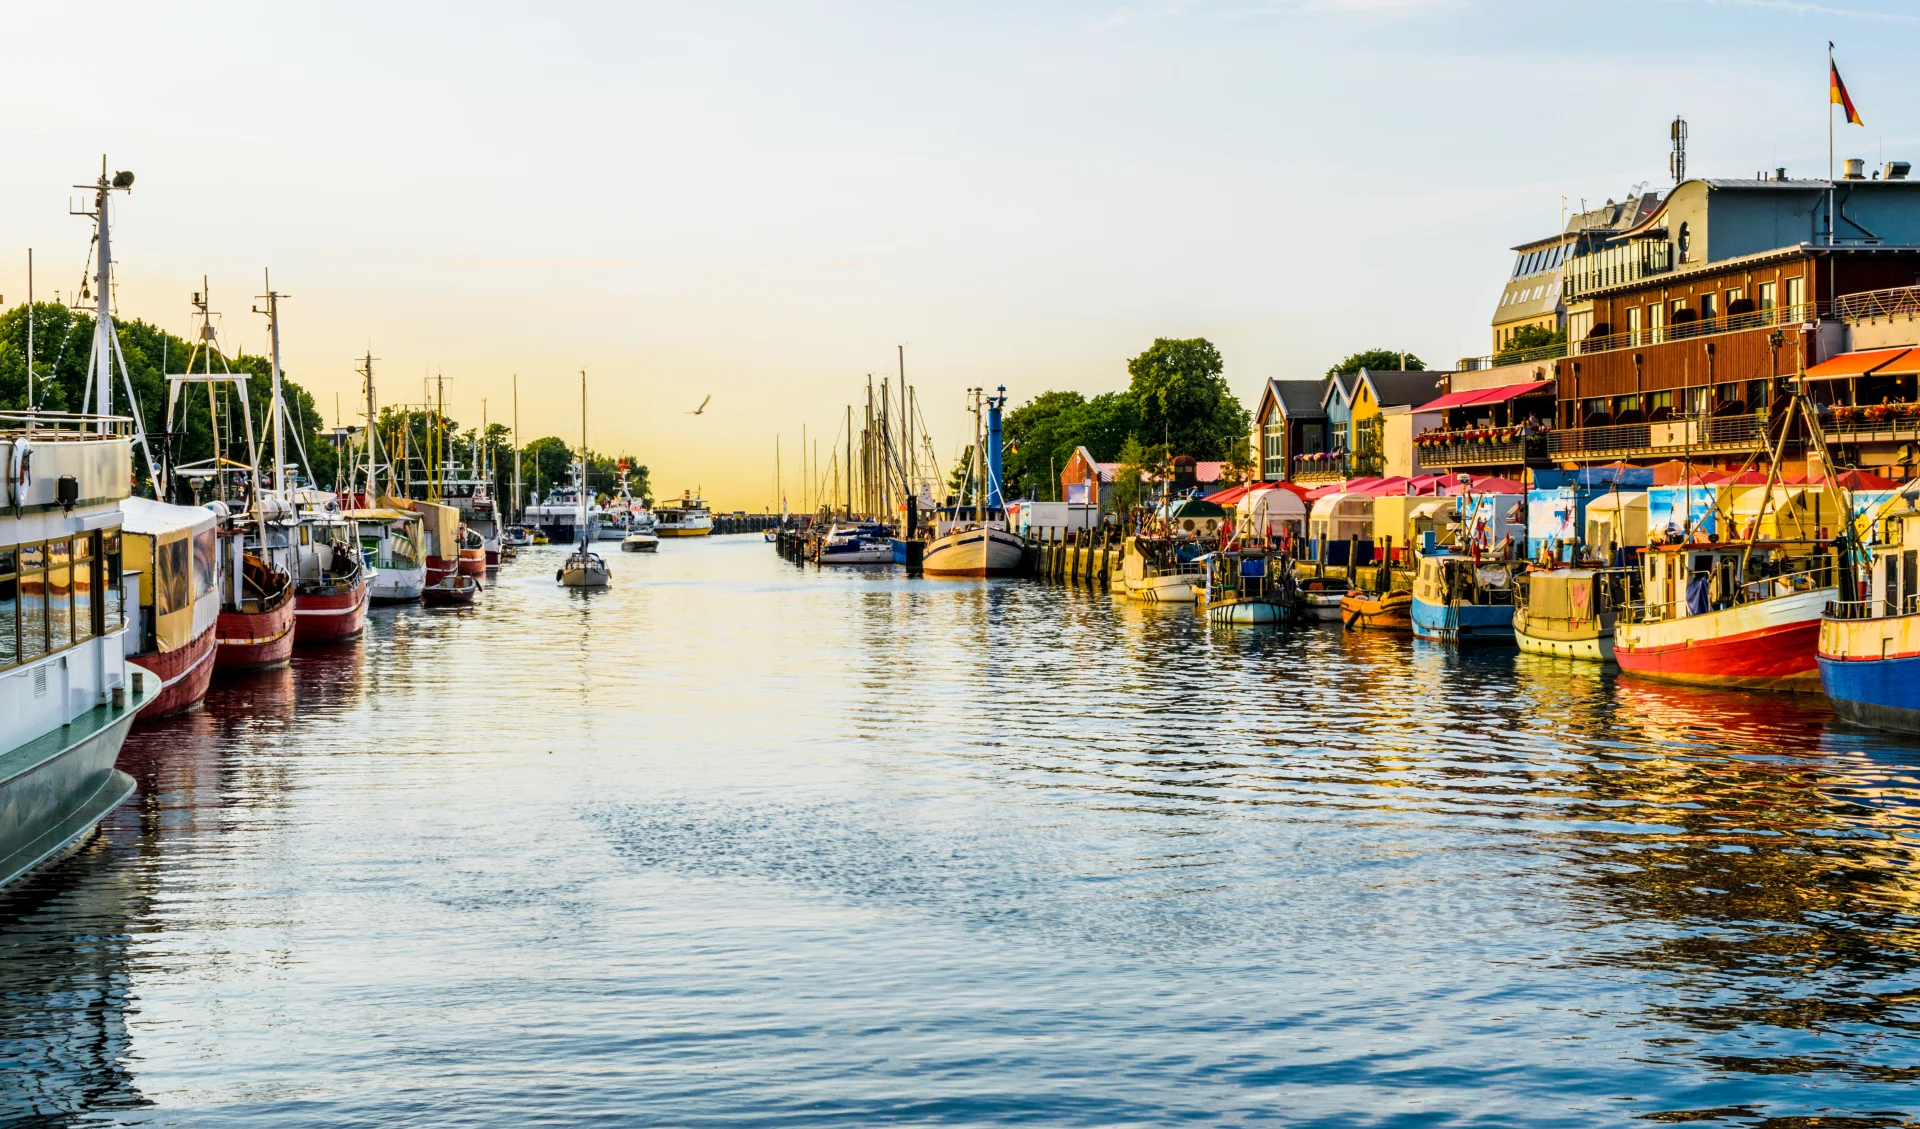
[{"left": 1831, "top": 59, "right": 1864, "bottom": 126}]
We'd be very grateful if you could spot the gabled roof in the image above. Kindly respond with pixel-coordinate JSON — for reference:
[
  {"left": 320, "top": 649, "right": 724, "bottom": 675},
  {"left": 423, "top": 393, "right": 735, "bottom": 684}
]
[
  {"left": 1258, "top": 378, "right": 1326, "bottom": 421},
  {"left": 1358, "top": 368, "right": 1449, "bottom": 409}
]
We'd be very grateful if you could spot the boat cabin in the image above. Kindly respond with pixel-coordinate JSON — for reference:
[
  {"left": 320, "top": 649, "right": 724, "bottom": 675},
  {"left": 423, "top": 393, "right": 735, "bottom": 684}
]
[
  {"left": 1635, "top": 542, "right": 1830, "bottom": 623},
  {"left": 1518, "top": 568, "right": 1628, "bottom": 637},
  {"left": 1864, "top": 498, "right": 1920, "bottom": 619},
  {"left": 1414, "top": 552, "right": 1521, "bottom": 609}
]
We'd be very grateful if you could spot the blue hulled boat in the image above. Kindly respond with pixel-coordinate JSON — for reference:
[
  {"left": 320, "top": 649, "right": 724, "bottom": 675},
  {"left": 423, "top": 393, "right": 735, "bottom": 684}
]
[
  {"left": 1410, "top": 549, "right": 1523, "bottom": 645},
  {"left": 1818, "top": 491, "right": 1920, "bottom": 732}
]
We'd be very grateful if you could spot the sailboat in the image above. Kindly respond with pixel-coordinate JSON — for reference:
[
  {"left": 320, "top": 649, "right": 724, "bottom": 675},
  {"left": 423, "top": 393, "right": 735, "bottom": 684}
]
[
  {"left": 922, "top": 387, "right": 1024, "bottom": 578},
  {"left": 560, "top": 371, "right": 611, "bottom": 588}
]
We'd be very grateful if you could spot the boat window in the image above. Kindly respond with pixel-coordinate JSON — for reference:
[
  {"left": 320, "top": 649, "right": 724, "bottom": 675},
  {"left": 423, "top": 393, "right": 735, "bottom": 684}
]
[
  {"left": 46, "top": 538, "right": 73, "bottom": 653},
  {"left": 159, "top": 537, "right": 191, "bottom": 618},
  {"left": 17, "top": 543, "right": 48, "bottom": 663},
  {"left": 72, "top": 535, "right": 94, "bottom": 644},
  {"left": 0, "top": 548, "right": 14, "bottom": 670},
  {"left": 102, "top": 530, "right": 123, "bottom": 635}
]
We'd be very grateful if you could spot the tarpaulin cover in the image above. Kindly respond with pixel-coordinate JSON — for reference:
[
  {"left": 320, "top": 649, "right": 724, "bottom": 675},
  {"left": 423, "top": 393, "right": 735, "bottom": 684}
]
[{"left": 1415, "top": 381, "right": 1551, "bottom": 413}]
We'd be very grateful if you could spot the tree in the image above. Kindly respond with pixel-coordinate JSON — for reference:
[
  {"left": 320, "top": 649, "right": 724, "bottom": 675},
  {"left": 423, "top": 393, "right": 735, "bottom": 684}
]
[
  {"left": 1107, "top": 436, "right": 1167, "bottom": 514},
  {"left": 1326, "top": 349, "right": 1425, "bottom": 379},
  {"left": 1218, "top": 432, "right": 1258, "bottom": 486},
  {"left": 1493, "top": 324, "right": 1566, "bottom": 364},
  {"left": 521, "top": 437, "right": 574, "bottom": 500},
  {"left": 1125, "top": 337, "right": 1249, "bottom": 460}
]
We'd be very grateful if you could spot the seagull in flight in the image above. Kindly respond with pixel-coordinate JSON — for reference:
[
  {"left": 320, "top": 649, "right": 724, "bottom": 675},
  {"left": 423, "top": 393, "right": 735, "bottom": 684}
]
[{"left": 686, "top": 395, "right": 712, "bottom": 416}]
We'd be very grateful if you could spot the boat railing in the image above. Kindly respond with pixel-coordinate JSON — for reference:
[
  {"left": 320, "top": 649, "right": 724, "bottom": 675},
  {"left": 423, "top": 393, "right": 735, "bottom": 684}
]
[
  {"left": 1629, "top": 561, "right": 1831, "bottom": 623},
  {"left": 0, "top": 411, "right": 137, "bottom": 439},
  {"left": 1826, "top": 592, "right": 1920, "bottom": 620}
]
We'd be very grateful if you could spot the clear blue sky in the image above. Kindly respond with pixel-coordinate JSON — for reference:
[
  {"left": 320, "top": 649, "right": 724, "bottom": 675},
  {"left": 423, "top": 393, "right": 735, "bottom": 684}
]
[{"left": 5, "top": 0, "right": 1912, "bottom": 505}]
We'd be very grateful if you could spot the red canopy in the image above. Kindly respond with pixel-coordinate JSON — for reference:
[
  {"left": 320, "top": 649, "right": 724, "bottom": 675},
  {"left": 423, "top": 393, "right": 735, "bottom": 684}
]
[
  {"left": 1415, "top": 380, "right": 1551, "bottom": 413},
  {"left": 1812, "top": 469, "right": 1903, "bottom": 489},
  {"left": 1804, "top": 347, "right": 1911, "bottom": 380},
  {"left": 1450, "top": 476, "right": 1525, "bottom": 495},
  {"left": 1205, "top": 483, "right": 1257, "bottom": 506}
]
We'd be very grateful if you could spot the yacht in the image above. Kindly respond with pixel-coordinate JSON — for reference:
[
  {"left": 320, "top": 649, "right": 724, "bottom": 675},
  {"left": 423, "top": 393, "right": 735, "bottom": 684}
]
[
  {"left": 818, "top": 521, "right": 896, "bottom": 565},
  {"left": 656, "top": 491, "right": 714, "bottom": 537},
  {"left": 558, "top": 373, "right": 611, "bottom": 589},
  {"left": 0, "top": 409, "right": 146, "bottom": 890},
  {"left": 526, "top": 475, "right": 601, "bottom": 544},
  {"left": 923, "top": 388, "right": 1024, "bottom": 578}
]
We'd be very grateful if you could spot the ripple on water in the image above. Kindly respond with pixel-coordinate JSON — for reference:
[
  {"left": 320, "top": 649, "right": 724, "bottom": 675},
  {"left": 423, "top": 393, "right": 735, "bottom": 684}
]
[{"left": 0, "top": 537, "right": 1916, "bottom": 1127}]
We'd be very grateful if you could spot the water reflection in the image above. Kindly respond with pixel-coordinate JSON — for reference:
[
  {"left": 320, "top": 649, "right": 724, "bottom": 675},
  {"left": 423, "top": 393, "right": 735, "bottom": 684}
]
[{"left": 1, "top": 540, "right": 1918, "bottom": 1125}]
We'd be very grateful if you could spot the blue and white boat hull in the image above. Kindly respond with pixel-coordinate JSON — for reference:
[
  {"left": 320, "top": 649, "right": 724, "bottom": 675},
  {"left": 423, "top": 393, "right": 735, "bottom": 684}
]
[{"left": 1411, "top": 594, "right": 1516, "bottom": 645}]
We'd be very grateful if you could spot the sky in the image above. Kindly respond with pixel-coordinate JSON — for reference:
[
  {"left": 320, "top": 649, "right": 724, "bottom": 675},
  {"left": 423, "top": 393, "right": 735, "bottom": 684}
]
[{"left": 6, "top": 0, "right": 1919, "bottom": 509}]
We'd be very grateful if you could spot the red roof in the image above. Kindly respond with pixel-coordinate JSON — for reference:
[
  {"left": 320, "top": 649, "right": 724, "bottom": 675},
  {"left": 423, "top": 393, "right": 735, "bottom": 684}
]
[
  {"left": 1452, "top": 475, "right": 1526, "bottom": 495},
  {"left": 1416, "top": 380, "right": 1551, "bottom": 413}
]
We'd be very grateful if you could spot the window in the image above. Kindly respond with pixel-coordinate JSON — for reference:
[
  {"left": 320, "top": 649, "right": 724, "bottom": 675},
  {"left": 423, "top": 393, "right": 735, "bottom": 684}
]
[
  {"left": 46, "top": 538, "right": 72, "bottom": 651},
  {"left": 72, "top": 534, "right": 94, "bottom": 644},
  {"left": 1628, "top": 306, "right": 1643, "bottom": 344},
  {"left": 1758, "top": 281, "right": 1776, "bottom": 311},
  {"left": 159, "top": 537, "right": 190, "bottom": 617},
  {"left": 1700, "top": 292, "right": 1717, "bottom": 323},
  {"left": 1726, "top": 287, "right": 1745, "bottom": 313},
  {"left": 1648, "top": 302, "right": 1665, "bottom": 343},
  {"left": 18, "top": 543, "right": 47, "bottom": 662},
  {"left": 1785, "top": 275, "right": 1805, "bottom": 315},
  {"left": 0, "top": 548, "right": 14, "bottom": 670}
]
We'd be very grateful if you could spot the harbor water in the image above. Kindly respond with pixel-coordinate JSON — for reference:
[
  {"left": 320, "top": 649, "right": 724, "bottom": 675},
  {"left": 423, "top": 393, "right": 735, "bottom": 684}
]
[{"left": 4, "top": 536, "right": 1919, "bottom": 1126}]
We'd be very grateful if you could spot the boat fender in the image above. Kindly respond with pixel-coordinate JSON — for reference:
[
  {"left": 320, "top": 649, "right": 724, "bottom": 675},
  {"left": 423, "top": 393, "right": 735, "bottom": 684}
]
[
  {"left": 557, "top": 569, "right": 564, "bottom": 582},
  {"left": 8, "top": 437, "right": 29, "bottom": 506}
]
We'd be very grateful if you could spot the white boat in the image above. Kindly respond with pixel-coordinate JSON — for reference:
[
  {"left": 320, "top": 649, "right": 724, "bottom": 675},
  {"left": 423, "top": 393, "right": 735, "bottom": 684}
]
[
  {"left": 922, "top": 388, "right": 1023, "bottom": 578},
  {"left": 657, "top": 491, "right": 714, "bottom": 537},
  {"left": 1117, "top": 537, "right": 1202, "bottom": 602},
  {"left": 348, "top": 506, "right": 428, "bottom": 603},
  {"left": 558, "top": 373, "right": 610, "bottom": 589},
  {"left": 818, "top": 521, "right": 895, "bottom": 565},
  {"left": 526, "top": 474, "right": 601, "bottom": 544},
  {"left": 0, "top": 408, "right": 146, "bottom": 889}
]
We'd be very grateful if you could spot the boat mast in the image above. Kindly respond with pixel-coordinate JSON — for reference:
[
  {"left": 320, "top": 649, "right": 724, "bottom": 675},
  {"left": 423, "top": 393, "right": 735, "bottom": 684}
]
[
  {"left": 359, "top": 352, "right": 378, "bottom": 502},
  {"left": 512, "top": 375, "right": 521, "bottom": 524},
  {"left": 257, "top": 270, "right": 289, "bottom": 508},
  {"left": 579, "top": 370, "right": 589, "bottom": 548},
  {"left": 73, "top": 157, "right": 158, "bottom": 487}
]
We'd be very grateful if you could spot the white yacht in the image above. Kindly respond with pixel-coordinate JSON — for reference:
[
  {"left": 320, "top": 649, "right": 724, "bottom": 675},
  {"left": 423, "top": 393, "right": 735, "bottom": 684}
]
[{"left": 0, "top": 409, "right": 146, "bottom": 890}]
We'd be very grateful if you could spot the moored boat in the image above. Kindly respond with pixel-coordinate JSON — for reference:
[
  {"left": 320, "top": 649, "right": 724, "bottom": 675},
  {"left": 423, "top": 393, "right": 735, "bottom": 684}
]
[
  {"left": 818, "top": 521, "right": 896, "bottom": 565},
  {"left": 1410, "top": 550, "right": 1523, "bottom": 645},
  {"left": 121, "top": 497, "right": 222, "bottom": 718},
  {"left": 290, "top": 500, "right": 369, "bottom": 643},
  {"left": 1197, "top": 550, "right": 1294, "bottom": 625},
  {"left": 348, "top": 506, "right": 428, "bottom": 604},
  {"left": 1513, "top": 567, "right": 1627, "bottom": 662},
  {"left": 1819, "top": 498, "right": 1920, "bottom": 730},
  {"left": 1298, "top": 576, "right": 1348, "bottom": 621},
  {"left": 458, "top": 525, "right": 488, "bottom": 577},
  {"left": 1117, "top": 536, "right": 1203, "bottom": 601},
  {"left": 423, "top": 574, "right": 480, "bottom": 605},
  {"left": 1340, "top": 588, "right": 1413, "bottom": 631},
  {"left": 213, "top": 546, "right": 296, "bottom": 672},
  {"left": 0, "top": 407, "right": 147, "bottom": 890},
  {"left": 1615, "top": 541, "right": 1832, "bottom": 692},
  {"left": 656, "top": 491, "right": 714, "bottom": 537}
]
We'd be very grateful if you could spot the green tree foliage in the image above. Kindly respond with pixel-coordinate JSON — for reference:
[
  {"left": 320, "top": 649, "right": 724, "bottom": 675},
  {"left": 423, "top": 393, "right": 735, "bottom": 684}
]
[
  {"left": 1124, "top": 337, "right": 1249, "bottom": 460},
  {"left": 0, "top": 302, "right": 337, "bottom": 496},
  {"left": 512, "top": 435, "right": 645, "bottom": 505},
  {"left": 1107, "top": 436, "right": 1169, "bottom": 514},
  {"left": 1001, "top": 390, "right": 1143, "bottom": 500},
  {"left": 1492, "top": 324, "right": 1566, "bottom": 364},
  {"left": 1325, "top": 348, "right": 1425, "bottom": 379}
]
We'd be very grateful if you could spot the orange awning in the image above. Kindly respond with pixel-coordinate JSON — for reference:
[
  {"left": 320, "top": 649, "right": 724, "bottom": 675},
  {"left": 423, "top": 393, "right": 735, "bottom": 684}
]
[
  {"left": 1805, "top": 347, "right": 1911, "bottom": 379},
  {"left": 1871, "top": 350, "right": 1920, "bottom": 377}
]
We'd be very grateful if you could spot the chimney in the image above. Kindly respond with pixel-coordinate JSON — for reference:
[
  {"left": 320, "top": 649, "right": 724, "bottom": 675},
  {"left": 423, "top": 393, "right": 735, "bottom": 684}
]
[
  {"left": 1776, "top": 167, "right": 1788, "bottom": 181},
  {"left": 1844, "top": 158, "right": 1867, "bottom": 180},
  {"left": 1885, "top": 161, "right": 1912, "bottom": 181}
]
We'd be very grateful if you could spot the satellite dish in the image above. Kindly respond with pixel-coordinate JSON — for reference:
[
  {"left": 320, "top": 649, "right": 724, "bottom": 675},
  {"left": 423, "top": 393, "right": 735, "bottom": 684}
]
[{"left": 111, "top": 171, "right": 135, "bottom": 189}]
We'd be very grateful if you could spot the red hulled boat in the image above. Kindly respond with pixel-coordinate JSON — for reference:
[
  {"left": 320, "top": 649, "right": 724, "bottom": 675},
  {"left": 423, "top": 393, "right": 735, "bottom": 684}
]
[
  {"left": 122, "top": 497, "right": 224, "bottom": 720},
  {"left": 215, "top": 550, "right": 296, "bottom": 670},
  {"left": 293, "top": 515, "right": 370, "bottom": 643}
]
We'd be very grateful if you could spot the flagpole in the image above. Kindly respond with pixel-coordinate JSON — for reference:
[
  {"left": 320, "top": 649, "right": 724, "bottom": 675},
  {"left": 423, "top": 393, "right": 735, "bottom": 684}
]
[{"left": 1828, "top": 41, "right": 1836, "bottom": 246}]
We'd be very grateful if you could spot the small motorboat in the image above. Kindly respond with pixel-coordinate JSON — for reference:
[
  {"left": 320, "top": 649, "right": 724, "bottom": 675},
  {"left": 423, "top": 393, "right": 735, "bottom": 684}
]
[
  {"left": 504, "top": 525, "right": 533, "bottom": 548},
  {"left": 530, "top": 529, "right": 550, "bottom": 545},
  {"left": 621, "top": 529, "right": 659, "bottom": 552},
  {"left": 817, "top": 521, "right": 896, "bottom": 565},
  {"left": 1297, "top": 576, "right": 1348, "bottom": 621},
  {"left": 458, "top": 525, "right": 488, "bottom": 576},
  {"left": 1197, "top": 550, "right": 1294, "bottom": 626},
  {"left": 423, "top": 574, "right": 480, "bottom": 606},
  {"left": 1340, "top": 588, "right": 1413, "bottom": 631}
]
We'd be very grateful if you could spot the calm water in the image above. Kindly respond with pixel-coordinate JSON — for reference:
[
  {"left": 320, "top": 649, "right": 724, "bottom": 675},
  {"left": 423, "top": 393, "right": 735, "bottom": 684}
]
[{"left": 3, "top": 536, "right": 1919, "bottom": 1127}]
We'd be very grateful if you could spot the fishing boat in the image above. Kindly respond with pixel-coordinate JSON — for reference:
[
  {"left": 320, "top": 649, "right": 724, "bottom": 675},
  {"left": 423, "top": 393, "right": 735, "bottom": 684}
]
[
  {"left": 121, "top": 497, "right": 221, "bottom": 717},
  {"left": 0, "top": 404, "right": 146, "bottom": 890},
  {"left": 656, "top": 491, "right": 714, "bottom": 537},
  {"left": 924, "top": 387, "right": 1025, "bottom": 578},
  {"left": 1197, "top": 550, "right": 1294, "bottom": 625},
  {"left": 558, "top": 373, "right": 611, "bottom": 589},
  {"left": 1298, "top": 576, "right": 1349, "bottom": 621},
  {"left": 1339, "top": 588, "right": 1413, "bottom": 631},
  {"left": 423, "top": 574, "right": 480, "bottom": 606},
  {"left": 1514, "top": 567, "right": 1627, "bottom": 661},
  {"left": 212, "top": 536, "right": 296, "bottom": 671},
  {"left": 347, "top": 506, "right": 428, "bottom": 604},
  {"left": 288, "top": 492, "right": 370, "bottom": 643},
  {"left": 818, "top": 521, "right": 896, "bottom": 565},
  {"left": 1616, "top": 541, "right": 1832, "bottom": 691},
  {"left": 1117, "top": 536, "right": 1204, "bottom": 601},
  {"left": 158, "top": 279, "right": 296, "bottom": 674},
  {"left": 1410, "top": 550, "right": 1524, "bottom": 645},
  {"left": 457, "top": 525, "right": 488, "bottom": 577},
  {"left": 1615, "top": 387, "right": 1838, "bottom": 692},
  {"left": 504, "top": 525, "right": 534, "bottom": 548},
  {"left": 1819, "top": 490, "right": 1920, "bottom": 730}
]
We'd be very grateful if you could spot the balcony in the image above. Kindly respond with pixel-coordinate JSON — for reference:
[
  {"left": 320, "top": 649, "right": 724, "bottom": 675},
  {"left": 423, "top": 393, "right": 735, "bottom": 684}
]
[
  {"left": 1546, "top": 414, "right": 1766, "bottom": 460},
  {"left": 1826, "top": 404, "right": 1920, "bottom": 444},
  {"left": 1418, "top": 435, "right": 1548, "bottom": 469},
  {"left": 1457, "top": 303, "right": 1819, "bottom": 373},
  {"left": 1835, "top": 285, "right": 1920, "bottom": 321},
  {"left": 1562, "top": 239, "right": 1675, "bottom": 303}
]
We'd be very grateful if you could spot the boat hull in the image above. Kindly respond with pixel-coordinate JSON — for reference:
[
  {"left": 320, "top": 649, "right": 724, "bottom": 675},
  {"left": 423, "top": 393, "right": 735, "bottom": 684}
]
[
  {"left": 656, "top": 527, "right": 713, "bottom": 538},
  {"left": 130, "top": 621, "right": 218, "bottom": 719},
  {"left": 1515, "top": 624, "right": 1615, "bottom": 662},
  {"left": 0, "top": 699, "right": 141, "bottom": 891},
  {"left": 1300, "top": 591, "right": 1345, "bottom": 621},
  {"left": 560, "top": 566, "right": 610, "bottom": 587},
  {"left": 819, "top": 546, "right": 895, "bottom": 565},
  {"left": 458, "top": 549, "right": 487, "bottom": 577},
  {"left": 923, "top": 528, "right": 1024, "bottom": 578},
  {"left": 368, "top": 565, "right": 428, "bottom": 604},
  {"left": 1340, "top": 590, "right": 1412, "bottom": 631},
  {"left": 1411, "top": 594, "right": 1516, "bottom": 645},
  {"left": 1122, "top": 571, "right": 1200, "bottom": 602},
  {"left": 1205, "top": 599, "right": 1290, "bottom": 625},
  {"left": 295, "top": 577, "right": 370, "bottom": 643},
  {"left": 620, "top": 537, "right": 659, "bottom": 553},
  {"left": 1818, "top": 611, "right": 1920, "bottom": 731},
  {"left": 214, "top": 597, "right": 297, "bottom": 672},
  {"left": 1615, "top": 588, "right": 1829, "bottom": 692},
  {"left": 424, "top": 578, "right": 480, "bottom": 605}
]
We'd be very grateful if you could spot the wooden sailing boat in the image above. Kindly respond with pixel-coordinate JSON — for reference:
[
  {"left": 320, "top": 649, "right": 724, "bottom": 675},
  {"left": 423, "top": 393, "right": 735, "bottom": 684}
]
[{"left": 560, "top": 371, "right": 611, "bottom": 588}]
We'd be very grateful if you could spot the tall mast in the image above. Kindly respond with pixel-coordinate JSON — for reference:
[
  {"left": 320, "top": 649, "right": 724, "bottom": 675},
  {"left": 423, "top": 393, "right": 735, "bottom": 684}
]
[
  {"left": 579, "top": 370, "right": 589, "bottom": 547},
  {"left": 512, "top": 374, "right": 521, "bottom": 523},
  {"left": 845, "top": 405, "right": 853, "bottom": 519},
  {"left": 359, "top": 352, "right": 378, "bottom": 502},
  {"left": 73, "top": 157, "right": 157, "bottom": 486},
  {"left": 256, "top": 270, "right": 289, "bottom": 506},
  {"left": 24, "top": 249, "right": 32, "bottom": 410}
]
